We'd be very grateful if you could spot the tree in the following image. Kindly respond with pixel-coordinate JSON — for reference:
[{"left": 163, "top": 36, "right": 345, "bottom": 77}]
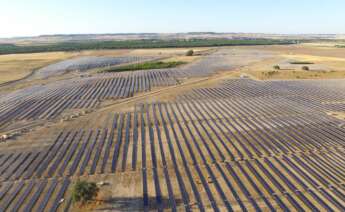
[
  {"left": 72, "top": 180, "right": 99, "bottom": 204},
  {"left": 302, "top": 66, "right": 309, "bottom": 71},
  {"left": 273, "top": 65, "right": 280, "bottom": 70},
  {"left": 186, "top": 49, "right": 194, "bottom": 56}
]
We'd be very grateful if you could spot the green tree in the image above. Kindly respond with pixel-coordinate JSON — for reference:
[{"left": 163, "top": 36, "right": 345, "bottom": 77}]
[{"left": 72, "top": 180, "right": 99, "bottom": 204}]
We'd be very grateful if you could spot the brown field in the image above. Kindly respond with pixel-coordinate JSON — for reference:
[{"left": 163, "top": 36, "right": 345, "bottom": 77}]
[
  {"left": 0, "top": 52, "right": 72, "bottom": 84},
  {"left": 223, "top": 44, "right": 345, "bottom": 80},
  {"left": 0, "top": 50, "right": 132, "bottom": 84}
]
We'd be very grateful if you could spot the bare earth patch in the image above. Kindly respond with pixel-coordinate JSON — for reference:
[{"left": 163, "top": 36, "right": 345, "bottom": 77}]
[{"left": 327, "top": 111, "right": 345, "bottom": 121}]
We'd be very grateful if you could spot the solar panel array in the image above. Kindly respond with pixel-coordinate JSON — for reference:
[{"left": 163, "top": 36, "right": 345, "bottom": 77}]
[
  {"left": 0, "top": 53, "right": 231, "bottom": 129},
  {"left": 1, "top": 79, "right": 344, "bottom": 211},
  {"left": 35, "top": 56, "right": 154, "bottom": 79}
]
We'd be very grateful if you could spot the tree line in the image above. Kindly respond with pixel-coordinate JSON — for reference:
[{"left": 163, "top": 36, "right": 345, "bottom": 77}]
[{"left": 0, "top": 39, "right": 295, "bottom": 55}]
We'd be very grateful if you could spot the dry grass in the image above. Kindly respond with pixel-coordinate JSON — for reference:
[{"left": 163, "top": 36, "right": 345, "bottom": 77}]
[
  {"left": 239, "top": 44, "right": 345, "bottom": 58},
  {"left": 162, "top": 55, "right": 201, "bottom": 63},
  {"left": 282, "top": 54, "right": 345, "bottom": 70},
  {"left": 327, "top": 111, "right": 345, "bottom": 121},
  {"left": 0, "top": 52, "right": 70, "bottom": 84},
  {"left": 0, "top": 50, "right": 131, "bottom": 84},
  {"left": 246, "top": 69, "right": 345, "bottom": 80},
  {"left": 232, "top": 44, "right": 345, "bottom": 80}
]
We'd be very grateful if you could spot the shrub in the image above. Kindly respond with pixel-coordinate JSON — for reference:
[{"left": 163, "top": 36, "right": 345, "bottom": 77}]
[
  {"left": 263, "top": 70, "right": 279, "bottom": 77},
  {"left": 105, "top": 61, "right": 186, "bottom": 72},
  {"left": 186, "top": 50, "right": 194, "bottom": 56},
  {"left": 290, "top": 61, "right": 314, "bottom": 65},
  {"left": 267, "top": 70, "right": 278, "bottom": 76},
  {"left": 302, "top": 66, "right": 309, "bottom": 71},
  {"left": 72, "top": 180, "right": 99, "bottom": 204},
  {"left": 273, "top": 65, "right": 280, "bottom": 70}
]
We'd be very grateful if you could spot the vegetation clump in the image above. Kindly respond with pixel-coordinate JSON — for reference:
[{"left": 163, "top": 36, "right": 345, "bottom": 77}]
[
  {"left": 273, "top": 65, "right": 280, "bottom": 70},
  {"left": 105, "top": 61, "right": 186, "bottom": 72},
  {"left": 302, "top": 66, "right": 310, "bottom": 71},
  {"left": 0, "top": 39, "right": 295, "bottom": 55},
  {"left": 263, "top": 70, "right": 279, "bottom": 77},
  {"left": 290, "top": 61, "right": 314, "bottom": 65},
  {"left": 186, "top": 49, "right": 194, "bottom": 56},
  {"left": 72, "top": 180, "right": 99, "bottom": 205}
]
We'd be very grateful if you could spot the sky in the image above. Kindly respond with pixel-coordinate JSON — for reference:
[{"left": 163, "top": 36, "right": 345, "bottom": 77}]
[{"left": 0, "top": 0, "right": 345, "bottom": 38}]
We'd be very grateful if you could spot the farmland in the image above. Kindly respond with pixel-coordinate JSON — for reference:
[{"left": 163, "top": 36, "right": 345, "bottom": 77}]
[{"left": 0, "top": 43, "right": 344, "bottom": 211}]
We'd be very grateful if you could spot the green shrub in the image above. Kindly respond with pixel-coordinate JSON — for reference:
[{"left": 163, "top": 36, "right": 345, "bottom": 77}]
[
  {"left": 105, "top": 61, "right": 186, "bottom": 72},
  {"left": 72, "top": 180, "right": 99, "bottom": 204},
  {"left": 186, "top": 50, "right": 194, "bottom": 56}
]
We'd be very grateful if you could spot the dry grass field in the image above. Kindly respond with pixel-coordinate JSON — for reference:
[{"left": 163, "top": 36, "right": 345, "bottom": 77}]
[
  {"left": 0, "top": 50, "right": 132, "bottom": 84},
  {"left": 0, "top": 52, "right": 71, "bottom": 84},
  {"left": 231, "top": 44, "right": 345, "bottom": 80}
]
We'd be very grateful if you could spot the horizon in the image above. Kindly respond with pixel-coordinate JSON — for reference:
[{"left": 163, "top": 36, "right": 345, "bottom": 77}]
[
  {"left": 2, "top": 32, "right": 345, "bottom": 40},
  {"left": 1, "top": 0, "right": 345, "bottom": 38}
]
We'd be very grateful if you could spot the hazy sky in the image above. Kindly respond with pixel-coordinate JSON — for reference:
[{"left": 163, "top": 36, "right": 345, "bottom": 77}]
[{"left": 1, "top": 0, "right": 345, "bottom": 38}]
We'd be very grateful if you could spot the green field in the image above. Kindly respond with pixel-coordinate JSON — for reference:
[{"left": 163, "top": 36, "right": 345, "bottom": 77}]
[
  {"left": 104, "top": 61, "right": 186, "bottom": 72},
  {"left": 0, "top": 39, "right": 295, "bottom": 55}
]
